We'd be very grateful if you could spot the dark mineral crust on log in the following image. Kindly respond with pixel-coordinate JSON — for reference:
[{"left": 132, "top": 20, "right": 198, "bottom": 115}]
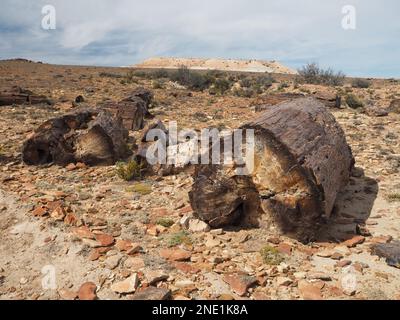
[
  {"left": 22, "top": 109, "right": 129, "bottom": 166},
  {"left": 0, "top": 86, "right": 52, "bottom": 106},
  {"left": 189, "top": 97, "right": 354, "bottom": 242}
]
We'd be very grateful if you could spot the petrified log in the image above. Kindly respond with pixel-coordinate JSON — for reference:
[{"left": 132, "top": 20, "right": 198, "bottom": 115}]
[
  {"left": 122, "top": 87, "right": 154, "bottom": 119},
  {"left": 103, "top": 99, "right": 146, "bottom": 131},
  {"left": 253, "top": 93, "right": 305, "bottom": 112},
  {"left": 0, "top": 86, "right": 52, "bottom": 106},
  {"left": 22, "top": 109, "right": 129, "bottom": 166},
  {"left": 313, "top": 91, "right": 341, "bottom": 108},
  {"left": 189, "top": 97, "right": 354, "bottom": 242}
]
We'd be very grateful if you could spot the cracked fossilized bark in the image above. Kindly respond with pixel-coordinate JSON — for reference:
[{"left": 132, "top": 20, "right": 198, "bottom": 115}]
[
  {"left": 22, "top": 109, "right": 129, "bottom": 166},
  {"left": 189, "top": 97, "right": 354, "bottom": 242}
]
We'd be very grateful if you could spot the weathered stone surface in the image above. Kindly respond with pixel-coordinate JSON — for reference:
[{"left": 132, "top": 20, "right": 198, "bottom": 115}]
[
  {"left": 111, "top": 274, "right": 139, "bottom": 294},
  {"left": 131, "top": 287, "right": 171, "bottom": 300},
  {"left": 78, "top": 282, "right": 97, "bottom": 300},
  {"left": 371, "top": 241, "right": 400, "bottom": 268}
]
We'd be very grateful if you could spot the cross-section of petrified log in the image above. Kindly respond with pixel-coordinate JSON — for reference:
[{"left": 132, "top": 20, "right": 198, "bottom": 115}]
[
  {"left": 189, "top": 97, "right": 354, "bottom": 242},
  {"left": 22, "top": 109, "right": 129, "bottom": 166}
]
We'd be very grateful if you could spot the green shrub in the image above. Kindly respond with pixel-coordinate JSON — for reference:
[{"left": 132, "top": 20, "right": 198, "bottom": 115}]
[
  {"left": 298, "top": 63, "right": 345, "bottom": 86},
  {"left": 256, "top": 74, "right": 275, "bottom": 88},
  {"left": 387, "top": 193, "right": 400, "bottom": 202},
  {"left": 99, "top": 72, "right": 123, "bottom": 79},
  {"left": 260, "top": 245, "right": 284, "bottom": 265},
  {"left": 233, "top": 87, "right": 254, "bottom": 98},
  {"left": 166, "top": 231, "right": 192, "bottom": 247},
  {"left": 352, "top": 78, "right": 371, "bottom": 88},
  {"left": 115, "top": 159, "right": 144, "bottom": 181},
  {"left": 345, "top": 94, "right": 364, "bottom": 109},
  {"left": 126, "top": 183, "right": 152, "bottom": 195},
  {"left": 239, "top": 77, "right": 253, "bottom": 88},
  {"left": 169, "top": 65, "right": 211, "bottom": 91},
  {"left": 156, "top": 218, "right": 175, "bottom": 228},
  {"left": 151, "top": 69, "right": 169, "bottom": 79},
  {"left": 213, "top": 78, "right": 232, "bottom": 95},
  {"left": 152, "top": 79, "right": 165, "bottom": 89}
]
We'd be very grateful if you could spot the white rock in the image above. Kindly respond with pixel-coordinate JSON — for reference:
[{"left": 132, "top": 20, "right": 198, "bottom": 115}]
[
  {"left": 111, "top": 274, "right": 139, "bottom": 294},
  {"left": 188, "top": 219, "right": 210, "bottom": 233},
  {"left": 277, "top": 277, "right": 293, "bottom": 286}
]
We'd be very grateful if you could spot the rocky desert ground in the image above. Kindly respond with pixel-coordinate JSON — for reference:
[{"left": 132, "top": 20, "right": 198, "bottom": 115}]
[{"left": 0, "top": 59, "right": 399, "bottom": 300}]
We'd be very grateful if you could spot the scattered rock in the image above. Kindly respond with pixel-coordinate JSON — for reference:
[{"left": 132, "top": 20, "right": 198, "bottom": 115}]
[
  {"left": 105, "top": 255, "right": 122, "bottom": 270},
  {"left": 131, "top": 287, "right": 171, "bottom": 300},
  {"left": 222, "top": 273, "right": 257, "bottom": 296},
  {"left": 50, "top": 206, "right": 66, "bottom": 221},
  {"left": 343, "top": 236, "right": 365, "bottom": 248},
  {"left": 144, "top": 270, "right": 168, "bottom": 285},
  {"left": 78, "top": 282, "right": 97, "bottom": 300},
  {"left": 160, "top": 248, "right": 191, "bottom": 261},
  {"left": 188, "top": 219, "right": 210, "bottom": 233},
  {"left": 371, "top": 241, "right": 400, "bottom": 268},
  {"left": 298, "top": 280, "right": 323, "bottom": 300},
  {"left": 111, "top": 274, "right": 139, "bottom": 294},
  {"left": 115, "top": 239, "right": 142, "bottom": 253},
  {"left": 95, "top": 233, "right": 115, "bottom": 247},
  {"left": 58, "top": 288, "right": 78, "bottom": 300},
  {"left": 124, "top": 257, "right": 145, "bottom": 270},
  {"left": 277, "top": 277, "right": 293, "bottom": 286}
]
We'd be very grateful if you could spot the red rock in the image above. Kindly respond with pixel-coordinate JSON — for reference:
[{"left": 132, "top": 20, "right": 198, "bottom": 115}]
[
  {"left": 160, "top": 248, "right": 191, "bottom": 261},
  {"left": 115, "top": 239, "right": 141, "bottom": 253},
  {"left": 32, "top": 206, "right": 48, "bottom": 217},
  {"left": 64, "top": 213, "right": 78, "bottom": 226},
  {"left": 147, "top": 225, "right": 159, "bottom": 236},
  {"left": 178, "top": 205, "right": 193, "bottom": 215},
  {"left": 72, "top": 226, "right": 95, "bottom": 239},
  {"left": 277, "top": 243, "right": 292, "bottom": 255},
  {"left": 223, "top": 273, "right": 257, "bottom": 297},
  {"left": 78, "top": 282, "right": 97, "bottom": 300},
  {"left": 152, "top": 207, "right": 169, "bottom": 217},
  {"left": 46, "top": 200, "right": 63, "bottom": 211},
  {"left": 298, "top": 280, "right": 323, "bottom": 300},
  {"left": 267, "top": 237, "right": 281, "bottom": 245},
  {"left": 75, "top": 162, "right": 87, "bottom": 169},
  {"left": 343, "top": 236, "right": 365, "bottom": 248},
  {"left": 368, "top": 235, "right": 393, "bottom": 244},
  {"left": 331, "top": 252, "right": 344, "bottom": 260},
  {"left": 95, "top": 233, "right": 115, "bottom": 247},
  {"left": 58, "top": 289, "right": 78, "bottom": 300},
  {"left": 326, "top": 286, "right": 343, "bottom": 297},
  {"left": 65, "top": 163, "right": 77, "bottom": 171},
  {"left": 89, "top": 250, "right": 101, "bottom": 261},
  {"left": 173, "top": 262, "right": 201, "bottom": 274},
  {"left": 336, "top": 260, "right": 352, "bottom": 268},
  {"left": 50, "top": 206, "right": 66, "bottom": 221}
]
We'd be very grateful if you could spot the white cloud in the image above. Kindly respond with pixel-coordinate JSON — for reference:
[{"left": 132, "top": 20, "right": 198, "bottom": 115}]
[{"left": 0, "top": 0, "right": 399, "bottom": 77}]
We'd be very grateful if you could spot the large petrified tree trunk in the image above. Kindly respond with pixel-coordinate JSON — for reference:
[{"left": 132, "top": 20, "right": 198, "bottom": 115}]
[
  {"left": 189, "top": 97, "right": 354, "bottom": 242},
  {"left": 0, "top": 86, "right": 51, "bottom": 106},
  {"left": 22, "top": 109, "right": 129, "bottom": 166}
]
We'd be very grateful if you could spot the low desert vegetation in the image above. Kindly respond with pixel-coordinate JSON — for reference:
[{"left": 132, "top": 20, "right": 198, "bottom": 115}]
[
  {"left": 166, "top": 231, "right": 192, "bottom": 247},
  {"left": 352, "top": 78, "right": 371, "bottom": 89},
  {"left": 298, "top": 62, "right": 345, "bottom": 86},
  {"left": 345, "top": 94, "right": 364, "bottom": 109},
  {"left": 131, "top": 66, "right": 276, "bottom": 96},
  {"left": 259, "top": 245, "right": 285, "bottom": 265},
  {"left": 115, "top": 159, "right": 144, "bottom": 181},
  {"left": 156, "top": 218, "right": 175, "bottom": 228}
]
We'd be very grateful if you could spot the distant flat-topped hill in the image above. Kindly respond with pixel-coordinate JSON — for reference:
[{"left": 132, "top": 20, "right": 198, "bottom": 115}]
[{"left": 133, "top": 57, "right": 298, "bottom": 75}]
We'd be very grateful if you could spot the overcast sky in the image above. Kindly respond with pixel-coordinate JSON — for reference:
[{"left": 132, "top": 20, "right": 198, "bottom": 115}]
[{"left": 0, "top": 0, "right": 399, "bottom": 77}]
